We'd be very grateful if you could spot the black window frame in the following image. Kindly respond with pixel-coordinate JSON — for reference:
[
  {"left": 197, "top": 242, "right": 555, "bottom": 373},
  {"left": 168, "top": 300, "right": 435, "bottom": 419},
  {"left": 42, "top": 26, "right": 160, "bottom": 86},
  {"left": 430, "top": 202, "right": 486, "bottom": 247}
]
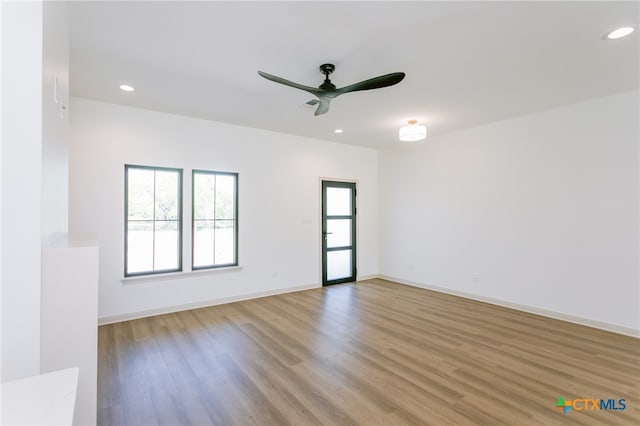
[
  {"left": 124, "top": 164, "right": 183, "bottom": 277},
  {"left": 191, "top": 169, "right": 239, "bottom": 270}
]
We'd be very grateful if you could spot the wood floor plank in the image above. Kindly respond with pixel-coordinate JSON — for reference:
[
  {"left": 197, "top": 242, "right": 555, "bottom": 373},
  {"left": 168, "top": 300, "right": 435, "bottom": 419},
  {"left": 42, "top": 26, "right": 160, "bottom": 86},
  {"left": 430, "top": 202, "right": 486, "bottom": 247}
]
[{"left": 98, "top": 279, "right": 640, "bottom": 425}]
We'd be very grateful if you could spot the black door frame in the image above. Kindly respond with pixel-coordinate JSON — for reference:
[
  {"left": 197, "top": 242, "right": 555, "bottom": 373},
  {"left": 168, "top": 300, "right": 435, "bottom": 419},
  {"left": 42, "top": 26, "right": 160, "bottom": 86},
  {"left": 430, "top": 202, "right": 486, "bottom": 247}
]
[{"left": 321, "top": 180, "right": 357, "bottom": 286}]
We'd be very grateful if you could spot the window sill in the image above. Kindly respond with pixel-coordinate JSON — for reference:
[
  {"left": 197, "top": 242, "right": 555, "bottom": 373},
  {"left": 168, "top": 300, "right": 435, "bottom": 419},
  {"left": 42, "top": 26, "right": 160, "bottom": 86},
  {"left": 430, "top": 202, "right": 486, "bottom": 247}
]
[{"left": 121, "top": 265, "right": 243, "bottom": 284}]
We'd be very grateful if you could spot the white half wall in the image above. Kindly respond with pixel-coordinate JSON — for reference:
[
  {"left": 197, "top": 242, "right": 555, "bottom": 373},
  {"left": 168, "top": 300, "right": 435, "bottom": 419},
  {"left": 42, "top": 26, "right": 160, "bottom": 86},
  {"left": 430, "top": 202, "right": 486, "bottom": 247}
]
[
  {"left": 379, "top": 90, "right": 639, "bottom": 333},
  {"left": 69, "top": 98, "right": 378, "bottom": 322}
]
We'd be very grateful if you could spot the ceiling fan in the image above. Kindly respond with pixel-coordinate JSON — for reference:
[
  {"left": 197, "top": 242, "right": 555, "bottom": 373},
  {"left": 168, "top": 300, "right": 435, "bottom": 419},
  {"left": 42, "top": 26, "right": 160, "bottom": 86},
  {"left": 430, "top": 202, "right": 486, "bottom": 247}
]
[{"left": 258, "top": 63, "right": 405, "bottom": 116}]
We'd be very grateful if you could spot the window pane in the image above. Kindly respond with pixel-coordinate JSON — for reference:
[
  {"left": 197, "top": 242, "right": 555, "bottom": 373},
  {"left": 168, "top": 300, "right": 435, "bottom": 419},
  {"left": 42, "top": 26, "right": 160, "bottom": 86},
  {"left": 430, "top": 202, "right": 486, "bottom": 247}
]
[
  {"left": 326, "top": 187, "right": 351, "bottom": 216},
  {"left": 155, "top": 170, "right": 179, "bottom": 220},
  {"left": 215, "top": 175, "right": 235, "bottom": 220},
  {"left": 127, "top": 221, "right": 153, "bottom": 274},
  {"left": 326, "top": 219, "right": 351, "bottom": 248},
  {"left": 193, "top": 220, "right": 214, "bottom": 268},
  {"left": 128, "top": 168, "right": 154, "bottom": 220},
  {"left": 193, "top": 173, "right": 215, "bottom": 220},
  {"left": 327, "top": 249, "right": 352, "bottom": 281},
  {"left": 214, "top": 220, "right": 235, "bottom": 265},
  {"left": 125, "top": 165, "right": 182, "bottom": 276},
  {"left": 192, "top": 171, "right": 238, "bottom": 270},
  {"left": 154, "top": 221, "right": 179, "bottom": 270}
]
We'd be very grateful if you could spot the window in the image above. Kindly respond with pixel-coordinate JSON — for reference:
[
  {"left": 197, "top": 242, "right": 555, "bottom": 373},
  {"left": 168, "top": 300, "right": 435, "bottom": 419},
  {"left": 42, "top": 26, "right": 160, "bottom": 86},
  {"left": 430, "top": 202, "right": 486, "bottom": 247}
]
[
  {"left": 192, "top": 170, "right": 238, "bottom": 269},
  {"left": 125, "top": 165, "right": 182, "bottom": 276}
]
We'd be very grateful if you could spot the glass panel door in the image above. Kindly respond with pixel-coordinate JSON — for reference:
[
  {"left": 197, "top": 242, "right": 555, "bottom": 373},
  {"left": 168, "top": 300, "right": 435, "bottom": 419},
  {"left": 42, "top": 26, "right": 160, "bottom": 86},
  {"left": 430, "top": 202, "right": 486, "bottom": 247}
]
[{"left": 322, "top": 181, "right": 356, "bottom": 285}]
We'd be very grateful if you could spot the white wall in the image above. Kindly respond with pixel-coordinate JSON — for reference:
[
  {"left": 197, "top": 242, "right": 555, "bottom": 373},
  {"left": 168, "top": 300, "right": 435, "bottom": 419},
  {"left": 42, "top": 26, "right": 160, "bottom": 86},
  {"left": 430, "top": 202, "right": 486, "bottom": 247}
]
[
  {"left": 40, "top": 4, "right": 99, "bottom": 425},
  {"left": 69, "top": 98, "right": 378, "bottom": 322},
  {"left": 0, "top": 0, "right": 4, "bottom": 383},
  {"left": 42, "top": 0, "right": 69, "bottom": 243},
  {"left": 1, "top": 0, "right": 43, "bottom": 382},
  {"left": 379, "top": 90, "right": 639, "bottom": 334}
]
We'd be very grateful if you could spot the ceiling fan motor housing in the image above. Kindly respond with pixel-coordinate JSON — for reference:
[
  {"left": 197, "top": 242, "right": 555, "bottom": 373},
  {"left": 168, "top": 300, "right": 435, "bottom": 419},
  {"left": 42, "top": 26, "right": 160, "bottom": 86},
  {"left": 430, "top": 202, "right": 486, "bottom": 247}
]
[{"left": 319, "top": 63, "right": 335, "bottom": 75}]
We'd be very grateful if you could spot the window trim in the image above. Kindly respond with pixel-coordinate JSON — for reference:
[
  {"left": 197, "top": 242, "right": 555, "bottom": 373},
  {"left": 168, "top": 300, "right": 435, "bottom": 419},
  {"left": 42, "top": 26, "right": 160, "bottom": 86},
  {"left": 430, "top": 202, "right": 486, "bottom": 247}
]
[
  {"left": 124, "top": 164, "right": 184, "bottom": 277},
  {"left": 191, "top": 169, "right": 239, "bottom": 271}
]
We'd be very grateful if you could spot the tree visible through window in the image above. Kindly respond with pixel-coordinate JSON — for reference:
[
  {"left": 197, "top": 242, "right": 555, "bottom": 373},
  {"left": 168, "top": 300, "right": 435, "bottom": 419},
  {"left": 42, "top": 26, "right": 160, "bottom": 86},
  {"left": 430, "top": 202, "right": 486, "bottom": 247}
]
[
  {"left": 125, "top": 165, "right": 182, "bottom": 276},
  {"left": 192, "top": 170, "right": 238, "bottom": 269}
]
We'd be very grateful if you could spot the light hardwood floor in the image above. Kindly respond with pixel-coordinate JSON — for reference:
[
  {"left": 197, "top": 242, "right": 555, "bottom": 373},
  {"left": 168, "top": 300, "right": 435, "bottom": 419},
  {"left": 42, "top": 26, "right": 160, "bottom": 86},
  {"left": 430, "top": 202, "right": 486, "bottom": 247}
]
[{"left": 98, "top": 279, "right": 640, "bottom": 425}]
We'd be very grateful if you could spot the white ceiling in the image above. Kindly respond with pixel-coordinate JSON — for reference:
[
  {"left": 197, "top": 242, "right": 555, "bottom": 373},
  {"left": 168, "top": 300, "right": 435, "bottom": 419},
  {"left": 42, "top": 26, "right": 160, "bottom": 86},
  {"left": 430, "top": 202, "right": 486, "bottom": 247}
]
[{"left": 69, "top": 1, "right": 639, "bottom": 148}]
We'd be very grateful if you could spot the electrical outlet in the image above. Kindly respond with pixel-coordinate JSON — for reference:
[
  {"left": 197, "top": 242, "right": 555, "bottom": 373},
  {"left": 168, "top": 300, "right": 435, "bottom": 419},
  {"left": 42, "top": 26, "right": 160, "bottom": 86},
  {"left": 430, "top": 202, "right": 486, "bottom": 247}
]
[{"left": 472, "top": 273, "right": 481, "bottom": 283}]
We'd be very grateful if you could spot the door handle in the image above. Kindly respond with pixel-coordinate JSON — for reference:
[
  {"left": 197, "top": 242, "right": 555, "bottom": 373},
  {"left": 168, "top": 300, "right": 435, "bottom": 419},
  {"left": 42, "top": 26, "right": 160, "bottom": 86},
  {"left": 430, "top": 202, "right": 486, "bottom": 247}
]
[{"left": 323, "top": 232, "right": 333, "bottom": 240}]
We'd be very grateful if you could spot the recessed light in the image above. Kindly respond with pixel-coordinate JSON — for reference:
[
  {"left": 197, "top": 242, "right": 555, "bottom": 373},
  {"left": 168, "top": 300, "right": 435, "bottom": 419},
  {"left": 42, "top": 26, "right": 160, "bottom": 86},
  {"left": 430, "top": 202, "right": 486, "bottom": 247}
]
[
  {"left": 119, "top": 84, "right": 135, "bottom": 92},
  {"left": 606, "top": 27, "right": 634, "bottom": 40},
  {"left": 334, "top": 129, "right": 343, "bottom": 134}
]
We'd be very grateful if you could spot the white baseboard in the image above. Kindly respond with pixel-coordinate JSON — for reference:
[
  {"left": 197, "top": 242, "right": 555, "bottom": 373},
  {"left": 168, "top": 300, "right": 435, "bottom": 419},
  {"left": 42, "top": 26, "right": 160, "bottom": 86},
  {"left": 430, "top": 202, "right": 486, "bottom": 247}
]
[
  {"left": 378, "top": 275, "right": 639, "bottom": 338},
  {"left": 357, "top": 274, "right": 380, "bottom": 281},
  {"left": 98, "top": 282, "right": 320, "bottom": 325}
]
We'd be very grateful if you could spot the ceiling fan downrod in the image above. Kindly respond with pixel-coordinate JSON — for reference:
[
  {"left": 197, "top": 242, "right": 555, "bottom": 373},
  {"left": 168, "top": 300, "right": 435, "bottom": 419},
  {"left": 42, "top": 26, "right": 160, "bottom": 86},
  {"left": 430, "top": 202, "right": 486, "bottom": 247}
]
[{"left": 319, "top": 64, "right": 336, "bottom": 90}]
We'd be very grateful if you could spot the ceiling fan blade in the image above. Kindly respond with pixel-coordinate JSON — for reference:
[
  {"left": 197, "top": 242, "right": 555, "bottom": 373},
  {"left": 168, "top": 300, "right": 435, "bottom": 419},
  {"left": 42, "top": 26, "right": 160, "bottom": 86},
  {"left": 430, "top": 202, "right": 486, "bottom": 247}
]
[
  {"left": 336, "top": 72, "right": 406, "bottom": 95},
  {"left": 314, "top": 99, "right": 331, "bottom": 116},
  {"left": 306, "top": 99, "right": 319, "bottom": 105},
  {"left": 258, "top": 71, "right": 322, "bottom": 97}
]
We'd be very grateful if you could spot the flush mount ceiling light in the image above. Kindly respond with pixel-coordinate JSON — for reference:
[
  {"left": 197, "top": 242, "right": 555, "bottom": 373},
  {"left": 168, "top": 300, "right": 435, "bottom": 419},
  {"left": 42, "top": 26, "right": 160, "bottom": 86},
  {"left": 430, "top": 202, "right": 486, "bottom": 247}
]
[
  {"left": 334, "top": 129, "right": 343, "bottom": 134},
  {"left": 399, "top": 119, "right": 426, "bottom": 142},
  {"left": 606, "top": 27, "right": 634, "bottom": 40},
  {"left": 119, "top": 84, "right": 135, "bottom": 92}
]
